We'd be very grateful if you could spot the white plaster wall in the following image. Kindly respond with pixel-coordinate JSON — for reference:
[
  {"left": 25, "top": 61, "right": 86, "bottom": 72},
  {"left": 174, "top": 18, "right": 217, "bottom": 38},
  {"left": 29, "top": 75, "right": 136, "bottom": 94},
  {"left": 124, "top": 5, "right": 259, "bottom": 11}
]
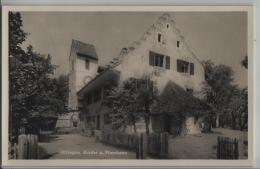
[
  {"left": 76, "top": 56, "right": 98, "bottom": 92},
  {"left": 120, "top": 16, "right": 205, "bottom": 94}
]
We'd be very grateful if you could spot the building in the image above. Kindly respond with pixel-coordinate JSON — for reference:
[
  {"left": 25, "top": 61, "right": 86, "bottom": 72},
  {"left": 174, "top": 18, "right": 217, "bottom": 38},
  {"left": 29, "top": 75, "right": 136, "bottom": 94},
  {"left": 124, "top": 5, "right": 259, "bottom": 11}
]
[
  {"left": 56, "top": 39, "right": 99, "bottom": 131},
  {"left": 70, "top": 13, "right": 206, "bottom": 136}
]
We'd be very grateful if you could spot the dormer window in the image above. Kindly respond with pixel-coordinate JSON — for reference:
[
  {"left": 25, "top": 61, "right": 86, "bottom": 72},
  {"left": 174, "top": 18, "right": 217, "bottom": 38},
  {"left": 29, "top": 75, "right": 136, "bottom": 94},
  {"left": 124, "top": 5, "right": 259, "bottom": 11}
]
[
  {"left": 158, "top": 33, "right": 162, "bottom": 43},
  {"left": 177, "top": 41, "right": 180, "bottom": 48}
]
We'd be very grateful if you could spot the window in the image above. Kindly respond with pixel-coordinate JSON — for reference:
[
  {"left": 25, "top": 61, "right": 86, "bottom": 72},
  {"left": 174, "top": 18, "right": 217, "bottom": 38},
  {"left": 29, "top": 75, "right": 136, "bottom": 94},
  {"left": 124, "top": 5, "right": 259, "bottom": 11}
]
[
  {"left": 158, "top": 33, "right": 162, "bottom": 43},
  {"left": 177, "top": 59, "right": 189, "bottom": 73},
  {"left": 190, "top": 63, "right": 194, "bottom": 75},
  {"left": 166, "top": 23, "right": 170, "bottom": 29},
  {"left": 177, "top": 41, "right": 180, "bottom": 48},
  {"left": 155, "top": 54, "right": 164, "bottom": 67},
  {"left": 177, "top": 59, "right": 195, "bottom": 75},
  {"left": 85, "top": 59, "right": 90, "bottom": 69},
  {"left": 149, "top": 51, "right": 170, "bottom": 69}
]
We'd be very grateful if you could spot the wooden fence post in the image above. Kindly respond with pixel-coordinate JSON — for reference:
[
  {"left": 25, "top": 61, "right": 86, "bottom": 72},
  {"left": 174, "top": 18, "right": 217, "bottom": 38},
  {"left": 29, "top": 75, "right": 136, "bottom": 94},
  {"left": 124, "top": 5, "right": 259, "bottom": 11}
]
[
  {"left": 17, "top": 134, "right": 38, "bottom": 159},
  {"left": 17, "top": 134, "right": 28, "bottom": 159},
  {"left": 13, "top": 143, "right": 17, "bottom": 159},
  {"left": 160, "top": 132, "right": 169, "bottom": 158},
  {"left": 136, "top": 133, "right": 144, "bottom": 159},
  {"left": 217, "top": 136, "right": 239, "bottom": 159}
]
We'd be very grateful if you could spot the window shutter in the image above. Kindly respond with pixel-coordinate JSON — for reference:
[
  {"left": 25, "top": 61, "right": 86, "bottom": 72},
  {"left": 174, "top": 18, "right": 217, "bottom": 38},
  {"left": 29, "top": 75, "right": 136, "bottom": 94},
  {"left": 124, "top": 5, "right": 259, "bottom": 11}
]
[
  {"left": 190, "top": 63, "right": 194, "bottom": 75},
  {"left": 166, "top": 56, "right": 170, "bottom": 69},
  {"left": 177, "top": 59, "right": 182, "bottom": 72},
  {"left": 149, "top": 51, "right": 154, "bottom": 66}
]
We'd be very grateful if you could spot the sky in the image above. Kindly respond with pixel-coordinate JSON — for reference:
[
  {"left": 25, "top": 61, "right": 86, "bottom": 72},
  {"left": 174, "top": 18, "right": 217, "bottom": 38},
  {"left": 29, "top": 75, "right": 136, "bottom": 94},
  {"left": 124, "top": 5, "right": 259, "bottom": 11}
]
[{"left": 20, "top": 12, "right": 248, "bottom": 87}]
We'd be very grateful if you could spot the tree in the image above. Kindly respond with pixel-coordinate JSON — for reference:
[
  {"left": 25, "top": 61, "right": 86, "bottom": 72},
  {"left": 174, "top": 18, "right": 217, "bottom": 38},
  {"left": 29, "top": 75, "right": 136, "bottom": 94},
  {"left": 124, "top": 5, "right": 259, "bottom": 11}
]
[
  {"left": 153, "top": 81, "right": 209, "bottom": 135},
  {"left": 9, "top": 12, "right": 68, "bottom": 141},
  {"left": 226, "top": 88, "right": 248, "bottom": 130},
  {"left": 49, "top": 75, "right": 69, "bottom": 114},
  {"left": 9, "top": 12, "right": 27, "bottom": 57},
  {"left": 136, "top": 77, "right": 158, "bottom": 135},
  {"left": 102, "top": 78, "right": 141, "bottom": 131},
  {"left": 102, "top": 77, "right": 157, "bottom": 134},
  {"left": 202, "top": 60, "right": 238, "bottom": 132},
  {"left": 9, "top": 46, "right": 56, "bottom": 136}
]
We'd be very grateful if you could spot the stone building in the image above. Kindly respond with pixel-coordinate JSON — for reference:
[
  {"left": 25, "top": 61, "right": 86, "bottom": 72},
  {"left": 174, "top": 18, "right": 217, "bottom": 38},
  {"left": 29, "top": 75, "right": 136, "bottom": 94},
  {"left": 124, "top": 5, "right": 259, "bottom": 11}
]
[{"left": 70, "top": 13, "right": 206, "bottom": 136}]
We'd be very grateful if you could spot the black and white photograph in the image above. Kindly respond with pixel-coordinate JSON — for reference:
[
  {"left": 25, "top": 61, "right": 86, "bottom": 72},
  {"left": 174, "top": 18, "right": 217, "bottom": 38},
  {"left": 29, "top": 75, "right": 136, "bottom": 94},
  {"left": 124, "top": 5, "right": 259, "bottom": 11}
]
[{"left": 1, "top": 5, "right": 254, "bottom": 167}]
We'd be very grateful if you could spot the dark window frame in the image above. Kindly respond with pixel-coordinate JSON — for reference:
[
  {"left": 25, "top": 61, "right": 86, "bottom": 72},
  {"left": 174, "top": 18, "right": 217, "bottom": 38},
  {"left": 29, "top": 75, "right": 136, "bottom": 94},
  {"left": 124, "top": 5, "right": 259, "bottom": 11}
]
[
  {"left": 177, "top": 59, "right": 195, "bottom": 75},
  {"left": 149, "top": 51, "right": 170, "bottom": 69},
  {"left": 177, "top": 59, "right": 189, "bottom": 73}
]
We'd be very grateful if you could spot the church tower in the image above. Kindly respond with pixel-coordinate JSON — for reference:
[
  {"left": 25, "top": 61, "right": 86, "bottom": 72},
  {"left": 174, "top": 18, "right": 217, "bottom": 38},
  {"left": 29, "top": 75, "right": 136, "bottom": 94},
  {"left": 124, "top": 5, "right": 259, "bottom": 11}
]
[{"left": 68, "top": 39, "right": 99, "bottom": 110}]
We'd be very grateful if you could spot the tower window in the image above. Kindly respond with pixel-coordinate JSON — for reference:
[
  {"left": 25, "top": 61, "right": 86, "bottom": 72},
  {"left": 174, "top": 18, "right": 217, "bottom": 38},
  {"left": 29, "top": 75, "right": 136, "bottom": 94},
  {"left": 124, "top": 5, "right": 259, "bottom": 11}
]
[
  {"left": 85, "top": 59, "right": 90, "bottom": 69},
  {"left": 158, "top": 33, "right": 162, "bottom": 43},
  {"left": 177, "top": 41, "right": 180, "bottom": 48}
]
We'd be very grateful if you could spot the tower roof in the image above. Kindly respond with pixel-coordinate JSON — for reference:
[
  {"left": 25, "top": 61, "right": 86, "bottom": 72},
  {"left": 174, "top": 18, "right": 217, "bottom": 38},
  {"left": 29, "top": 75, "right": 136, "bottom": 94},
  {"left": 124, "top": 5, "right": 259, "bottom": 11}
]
[{"left": 72, "top": 39, "right": 98, "bottom": 60}]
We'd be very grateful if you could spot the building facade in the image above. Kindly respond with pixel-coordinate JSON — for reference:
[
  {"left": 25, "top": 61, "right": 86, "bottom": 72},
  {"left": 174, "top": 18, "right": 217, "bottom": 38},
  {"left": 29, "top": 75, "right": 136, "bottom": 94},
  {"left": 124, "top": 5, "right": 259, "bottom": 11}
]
[{"left": 71, "top": 13, "right": 205, "bottom": 136}]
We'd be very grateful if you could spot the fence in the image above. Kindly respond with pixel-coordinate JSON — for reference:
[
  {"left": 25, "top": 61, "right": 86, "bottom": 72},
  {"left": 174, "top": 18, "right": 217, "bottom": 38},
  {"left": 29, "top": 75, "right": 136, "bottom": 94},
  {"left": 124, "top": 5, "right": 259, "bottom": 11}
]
[
  {"left": 13, "top": 134, "right": 38, "bottom": 159},
  {"left": 100, "top": 130, "right": 138, "bottom": 150},
  {"left": 217, "top": 136, "right": 239, "bottom": 159},
  {"left": 100, "top": 130, "right": 169, "bottom": 159},
  {"left": 146, "top": 132, "right": 169, "bottom": 158}
]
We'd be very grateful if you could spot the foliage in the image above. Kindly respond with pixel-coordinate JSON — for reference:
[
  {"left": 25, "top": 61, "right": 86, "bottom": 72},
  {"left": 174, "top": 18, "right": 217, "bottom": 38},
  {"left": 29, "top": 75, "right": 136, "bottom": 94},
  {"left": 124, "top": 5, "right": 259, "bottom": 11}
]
[
  {"left": 202, "top": 60, "right": 248, "bottom": 131},
  {"left": 9, "top": 12, "right": 69, "bottom": 140},
  {"left": 102, "top": 77, "right": 157, "bottom": 134},
  {"left": 102, "top": 78, "right": 140, "bottom": 131},
  {"left": 153, "top": 81, "right": 209, "bottom": 135},
  {"left": 9, "top": 12, "right": 27, "bottom": 57},
  {"left": 226, "top": 87, "right": 248, "bottom": 130},
  {"left": 135, "top": 77, "right": 158, "bottom": 135}
]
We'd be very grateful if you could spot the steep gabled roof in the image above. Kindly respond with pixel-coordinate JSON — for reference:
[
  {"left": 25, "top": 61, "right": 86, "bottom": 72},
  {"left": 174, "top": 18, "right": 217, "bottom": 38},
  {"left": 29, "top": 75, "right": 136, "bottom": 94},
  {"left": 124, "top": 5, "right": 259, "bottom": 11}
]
[{"left": 71, "top": 39, "right": 98, "bottom": 60}]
